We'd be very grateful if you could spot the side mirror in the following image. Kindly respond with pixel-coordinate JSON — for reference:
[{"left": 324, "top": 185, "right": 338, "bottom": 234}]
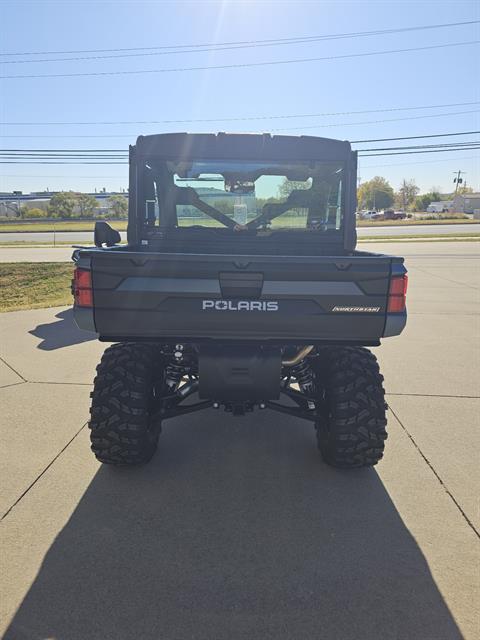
[{"left": 94, "top": 221, "right": 121, "bottom": 247}]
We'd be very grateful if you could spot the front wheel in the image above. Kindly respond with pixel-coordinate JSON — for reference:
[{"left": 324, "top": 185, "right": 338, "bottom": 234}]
[
  {"left": 313, "top": 346, "right": 388, "bottom": 469},
  {"left": 89, "top": 343, "right": 164, "bottom": 465}
]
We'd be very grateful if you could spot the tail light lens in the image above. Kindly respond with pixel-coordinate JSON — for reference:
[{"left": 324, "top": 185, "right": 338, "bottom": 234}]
[
  {"left": 73, "top": 267, "right": 93, "bottom": 307},
  {"left": 387, "top": 274, "right": 408, "bottom": 313}
]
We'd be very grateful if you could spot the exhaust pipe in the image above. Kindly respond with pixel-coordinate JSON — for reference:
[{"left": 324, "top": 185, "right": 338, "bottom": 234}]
[{"left": 282, "top": 346, "right": 314, "bottom": 367}]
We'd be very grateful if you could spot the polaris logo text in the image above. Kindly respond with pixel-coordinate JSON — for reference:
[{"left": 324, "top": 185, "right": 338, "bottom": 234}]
[
  {"left": 202, "top": 300, "right": 279, "bottom": 311},
  {"left": 332, "top": 306, "right": 381, "bottom": 313}
]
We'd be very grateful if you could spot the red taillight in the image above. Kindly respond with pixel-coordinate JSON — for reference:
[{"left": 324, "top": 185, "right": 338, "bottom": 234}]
[
  {"left": 73, "top": 267, "right": 93, "bottom": 307},
  {"left": 76, "top": 287, "right": 93, "bottom": 307},
  {"left": 387, "top": 274, "right": 408, "bottom": 313},
  {"left": 75, "top": 268, "right": 91, "bottom": 289}
]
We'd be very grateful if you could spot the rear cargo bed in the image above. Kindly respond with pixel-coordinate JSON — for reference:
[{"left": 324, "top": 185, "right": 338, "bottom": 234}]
[{"left": 75, "top": 247, "right": 405, "bottom": 343}]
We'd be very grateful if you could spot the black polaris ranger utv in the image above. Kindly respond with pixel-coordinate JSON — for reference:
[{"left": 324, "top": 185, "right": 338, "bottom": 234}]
[{"left": 73, "top": 133, "right": 407, "bottom": 468}]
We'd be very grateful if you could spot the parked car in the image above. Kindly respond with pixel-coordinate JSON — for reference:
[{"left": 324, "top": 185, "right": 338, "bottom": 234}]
[
  {"left": 359, "top": 210, "right": 378, "bottom": 220},
  {"left": 383, "top": 209, "right": 406, "bottom": 220}
]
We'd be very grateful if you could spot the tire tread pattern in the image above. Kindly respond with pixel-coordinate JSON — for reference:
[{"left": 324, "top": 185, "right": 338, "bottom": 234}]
[
  {"left": 315, "top": 346, "right": 387, "bottom": 469},
  {"left": 89, "top": 343, "right": 162, "bottom": 465}
]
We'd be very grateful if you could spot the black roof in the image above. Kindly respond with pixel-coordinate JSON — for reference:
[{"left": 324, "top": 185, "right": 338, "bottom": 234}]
[{"left": 134, "top": 132, "right": 352, "bottom": 162}]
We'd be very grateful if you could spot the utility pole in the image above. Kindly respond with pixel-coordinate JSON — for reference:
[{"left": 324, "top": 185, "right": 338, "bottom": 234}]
[{"left": 453, "top": 170, "right": 466, "bottom": 195}]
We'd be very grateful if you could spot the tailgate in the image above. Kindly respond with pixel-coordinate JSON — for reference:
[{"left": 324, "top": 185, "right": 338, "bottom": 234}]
[{"left": 84, "top": 250, "right": 400, "bottom": 342}]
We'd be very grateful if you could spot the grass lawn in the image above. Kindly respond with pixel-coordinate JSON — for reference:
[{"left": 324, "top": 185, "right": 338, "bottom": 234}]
[
  {"left": 0, "top": 220, "right": 128, "bottom": 233},
  {"left": 360, "top": 236, "right": 480, "bottom": 242},
  {"left": 0, "top": 263, "right": 73, "bottom": 312}
]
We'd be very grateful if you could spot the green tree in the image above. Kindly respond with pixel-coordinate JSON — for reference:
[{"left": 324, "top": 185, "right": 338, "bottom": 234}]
[
  {"left": 76, "top": 193, "right": 98, "bottom": 218},
  {"left": 357, "top": 177, "right": 394, "bottom": 210},
  {"left": 47, "top": 192, "right": 77, "bottom": 218},
  {"left": 278, "top": 178, "right": 311, "bottom": 198},
  {"left": 397, "top": 179, "right": 420, "bottom": 211},
  {"left": 413, "top": 191, "right": 442, "bottom": 212},
  {"left": 108, "top": 194, "right": 128, "bottom": 218}
]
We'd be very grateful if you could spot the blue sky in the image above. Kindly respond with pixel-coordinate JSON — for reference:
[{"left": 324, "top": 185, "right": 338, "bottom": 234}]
[{"left": 0, "top": 0, "right": 479, "bottom": 195}]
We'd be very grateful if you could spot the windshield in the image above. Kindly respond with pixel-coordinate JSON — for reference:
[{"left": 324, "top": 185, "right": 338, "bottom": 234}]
[{"left": 141, "top": 159, "right": 345, "bottom": 232}]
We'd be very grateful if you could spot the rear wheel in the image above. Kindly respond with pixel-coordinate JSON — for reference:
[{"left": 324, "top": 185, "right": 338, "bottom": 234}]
[
  {"left": 89, "top": 343, "right": 164, "bottom": 465},
  {"left": 313, "top": 346, "right": 387, "bottom": 469}
]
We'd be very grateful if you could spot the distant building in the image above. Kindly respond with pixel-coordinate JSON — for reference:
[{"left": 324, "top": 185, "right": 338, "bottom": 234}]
[
  {"left": 0, "top": 191, "right": 128, "bottom": 217},
  {"left": 452, "top": 193, "right": 480, "bottom": 214},
  {"left": 426, "top": 201, "right": 453, "bottom": 213}
]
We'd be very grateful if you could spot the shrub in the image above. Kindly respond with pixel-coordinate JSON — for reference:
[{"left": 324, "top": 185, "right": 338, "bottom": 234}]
[{"left": 21, "top": 208, "right": 48, "bottom": 219}]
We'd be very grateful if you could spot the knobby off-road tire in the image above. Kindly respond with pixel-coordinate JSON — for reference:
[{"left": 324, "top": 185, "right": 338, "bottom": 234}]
[
  {"left": 313, "top": 346, "right": 387, "bottom": 469},
  {"left": 89, "top": 343, "right": 164, "bottom": 465}
]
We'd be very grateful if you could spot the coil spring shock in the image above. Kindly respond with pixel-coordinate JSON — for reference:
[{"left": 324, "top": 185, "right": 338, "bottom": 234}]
[
  {"left": 165, "top": 345, "right": 198, "bottom": 391},
  {"left": 165, "top": 361, "right": 184, "bottom": 391},
  {"left": 291, "top": 358, "right": 316, "bottom": 398}
]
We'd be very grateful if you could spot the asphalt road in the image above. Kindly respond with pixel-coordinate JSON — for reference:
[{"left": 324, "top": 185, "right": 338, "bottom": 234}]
[
  {"left": 0, "top": 241, "right": 479, "bottom": 639},
  {"left": 0, "top": 222, "right": 479, "bottom": 244}
]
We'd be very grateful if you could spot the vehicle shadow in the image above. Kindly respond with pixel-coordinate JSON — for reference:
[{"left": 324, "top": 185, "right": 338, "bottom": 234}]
[
  {"left": 4, "top": 411, "right": 462, "bottom": 640},
  {"left": 29, "top": 308, "right": 96, "bottom": 350}
]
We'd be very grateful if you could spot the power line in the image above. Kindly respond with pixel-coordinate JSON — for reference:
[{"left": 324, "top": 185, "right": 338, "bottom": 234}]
[
  {"left": 2, "top": 40, "right": 478, "bottom": 80},
  {"left": 2, "top": 130, "right": 476, "bottom": 152},
  {"left": 2, "top": 109, "right": 478, "bottom": 138},
  {"left": 0, "top": 160, "right": 128, "bottom": 166},
  {"left": 3, "top": 140, "right": 478, "bottom": 158},
  {"left": 2, "top": 137, "right": 479, "bottom": 156},
  {"left": 0, "top": 157, "right": 126, "bottom": 161},
  {"left": 0, "top": 161, "right": 128, "bottom": 165},
  {"left": 352, "top": 130, "right": 480, "bottom": 143},
  {"left": 0, "top": 149, "right": 125, "bottom": 152},
  {"left": 3, "top": 155, "right": 477, "bottom": 174},
  {"left": 3, "top": 100, "right": 479, "bottom": 125},
  {"left": 3, "top": 21, "right": 479, "bottom": 65},
  {"left": 359, "top": 146, "right": 480, "bottom": 157},
  {"left": 0, "top": 153, "right": 126, "bottom": 157},
  {"left": 0, "top": 38, "right": 367, "bottom": 65},
  {"left": 360, "top": 154, "right": 480, "bottom": 168},
  {"left": 359, "top": 141, "right": 480, "bottom": 153},
  {"left": 2, "top": 20, "right": 477, "bottom": 57},
  {"left": 2, "top": 145, "right": 479, "bottom": 164},
  {"left": 2, "top": 131, "right": 479, "bottom": 154},
  {"left": 0, "top": 174, "right": 126, "bottom": 178},
  {"left": 272, "top": 109, "right": 480, "bottom": 132}
]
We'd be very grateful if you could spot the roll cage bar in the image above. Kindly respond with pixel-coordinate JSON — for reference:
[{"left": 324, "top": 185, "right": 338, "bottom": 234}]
[{"left": 127, "top": 133, "right": 358, "bottom": 250}]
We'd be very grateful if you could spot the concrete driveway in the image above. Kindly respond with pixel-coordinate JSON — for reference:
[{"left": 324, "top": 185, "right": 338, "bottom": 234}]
[{"left": 0, "top": 243, "right": 479, "bottom": 639}]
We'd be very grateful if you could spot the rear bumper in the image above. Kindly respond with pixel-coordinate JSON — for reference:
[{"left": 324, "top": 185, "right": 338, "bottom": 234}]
[
  {"left": 73, "top": 306, "right": 96, "bottom": 333},
  {"left": 73, "top": 303, "right": 406, "bottom": 343},
  {"left": 383, "top": 312, "right": 407, "bottom": 337}
]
